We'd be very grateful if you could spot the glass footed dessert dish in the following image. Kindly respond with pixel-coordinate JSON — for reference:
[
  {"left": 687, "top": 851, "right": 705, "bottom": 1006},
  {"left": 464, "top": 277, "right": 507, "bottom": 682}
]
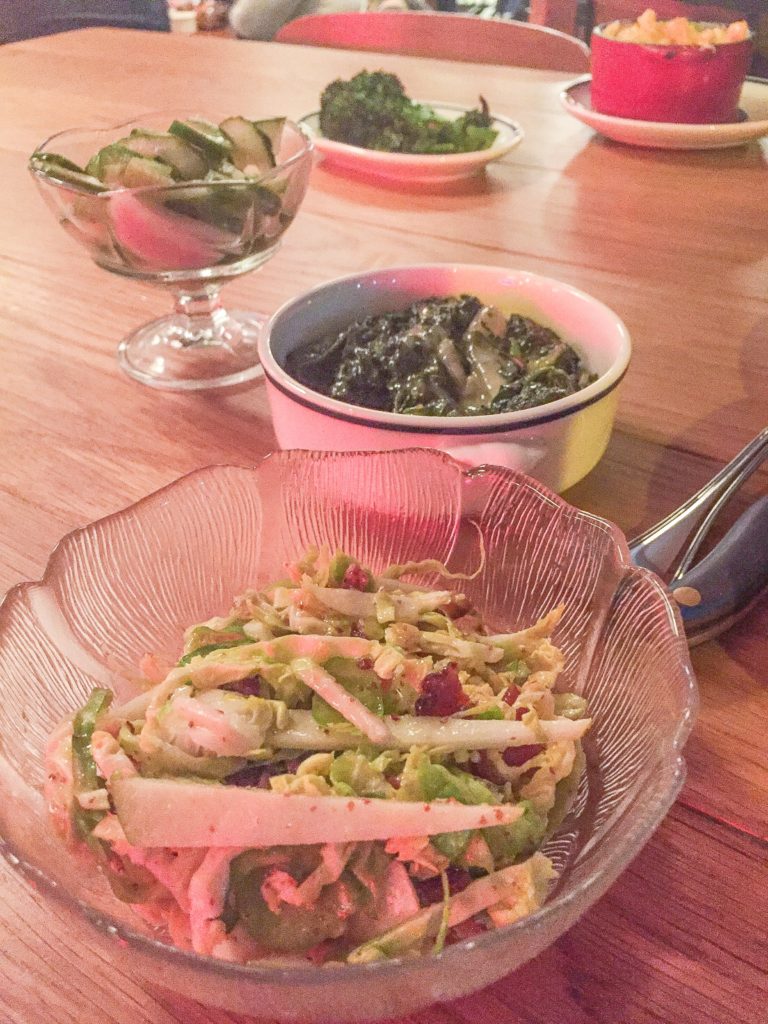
[{"left": 29, "top": 111, "right": 313, "bottom": 390}]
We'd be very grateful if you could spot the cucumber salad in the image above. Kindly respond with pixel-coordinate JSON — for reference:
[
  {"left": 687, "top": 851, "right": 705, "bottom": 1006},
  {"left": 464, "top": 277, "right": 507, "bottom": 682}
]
[
  {"left": 46, "top": 550, "right": 591, "bottom": 964},
  {"left": 31, "top": 115, "right": 288, "bottom": 194},
  {"left": 29, "top": 115, "right": 307, "bottom": 274}
]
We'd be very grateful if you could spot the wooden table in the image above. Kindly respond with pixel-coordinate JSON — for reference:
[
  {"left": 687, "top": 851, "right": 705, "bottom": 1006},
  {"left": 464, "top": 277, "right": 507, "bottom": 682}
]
[{"left": 1, "top": 27, "right": 766, "bottom": 1024}]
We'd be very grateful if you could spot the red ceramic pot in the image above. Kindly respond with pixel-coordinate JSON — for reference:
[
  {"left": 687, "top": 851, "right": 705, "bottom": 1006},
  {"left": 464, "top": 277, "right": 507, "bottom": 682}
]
[{"left": 590, "top": 24, "right": 754, "bottom": 124}]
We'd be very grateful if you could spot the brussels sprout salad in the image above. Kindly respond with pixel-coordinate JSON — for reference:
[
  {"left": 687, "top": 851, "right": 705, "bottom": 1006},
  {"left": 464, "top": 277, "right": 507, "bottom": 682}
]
[{"left": 46, "top": 550, "right": 590, "bottom": 964}]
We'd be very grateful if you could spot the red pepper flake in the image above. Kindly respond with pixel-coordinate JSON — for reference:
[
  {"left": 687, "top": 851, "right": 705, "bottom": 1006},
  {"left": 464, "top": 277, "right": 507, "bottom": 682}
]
[
  {"left": 346, "top": 801, "right": 355, "bottom": 811},
  {"left": 423, "top": 804, "right": 431, "bottom": 812},
  {"left": 494, "top": 808, "right": 504, "bottom": 821},
  {"left": 478, "top": 815, "right": 488, "bottom": 826},
  {"left": 310, "top": 805, "right": 317, "bottom": 812},
  {"left": 208, "top": 825, "right": 216, "bottom": 834},
  {"left": 363, "top": 798, "right": 372, "bottom": 805}
]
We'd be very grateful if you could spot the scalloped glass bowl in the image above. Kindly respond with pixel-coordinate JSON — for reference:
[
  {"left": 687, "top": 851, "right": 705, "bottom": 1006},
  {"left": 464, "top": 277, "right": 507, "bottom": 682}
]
[
  {"left": 29, "top": 112, "right": 313, "bottom": 390},
  {"left": 0, "top": 450, "right": 697, "bottom": 1021}
]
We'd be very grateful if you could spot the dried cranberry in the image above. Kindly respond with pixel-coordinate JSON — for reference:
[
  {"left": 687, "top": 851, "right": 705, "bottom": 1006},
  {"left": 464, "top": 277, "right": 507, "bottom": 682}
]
[
  {"left": 341, "top": 563, "right": 370, "bottom": 591},
  {"left": 449, "top": 917, "right": 489, "bottom": 942},
  {"left": 515, "top": 705, "right": 529, "bottom": 721},
  {"left": 502, "top": 685, "right": 520, "bottom": 706},
  {"left": 225, "top": 763, "right": 276, "bottom": 788},
  {"left": 440, "top": 596, "right": 472, "bottom": 620},
  {"left": 226, "top": 757, "right": 304, "bottom": 788},
  {"left": 357, "top": 657, "right": 374, "bottom": 670},
  {"left": 501, "top": 744, "right": 544, "bottom": 768},
  {"left": 414, "top": 868, "right": 472, "bottom": 906},
  {"left": 414, "top": 663, "right": 470, "bottom": 717},
  {"left": 467, "top": 750, "right": 503, "bottom": 784},
  {"left": 222, "top": 675, "right": 263, "bottom": 697}
]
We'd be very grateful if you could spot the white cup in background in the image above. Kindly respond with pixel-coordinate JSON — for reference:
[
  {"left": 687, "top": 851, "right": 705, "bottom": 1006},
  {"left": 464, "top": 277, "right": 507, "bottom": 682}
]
[{"left": 168, "top": 2, "right": 199, "bottom": 33}]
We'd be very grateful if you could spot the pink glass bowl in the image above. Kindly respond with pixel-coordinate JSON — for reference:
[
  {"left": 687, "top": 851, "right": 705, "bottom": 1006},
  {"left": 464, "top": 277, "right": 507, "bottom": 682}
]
[
  {"left": 0, "top": 451, "right": 697, "bottom": 1021},
  {"left": 591, "top": 24, "right": 754, "bottom": 124}
]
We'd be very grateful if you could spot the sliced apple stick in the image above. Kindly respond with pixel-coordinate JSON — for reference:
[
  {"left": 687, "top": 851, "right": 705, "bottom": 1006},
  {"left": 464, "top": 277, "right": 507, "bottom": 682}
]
[
  {"left": 110, "top": 776, "right": 523, "bottom": 848},
  {"left": 290, "top": 658, "right": 392, "bottom": 745},
  {"left": 271, "top": 710, "right": 591, "bottom": 751}
]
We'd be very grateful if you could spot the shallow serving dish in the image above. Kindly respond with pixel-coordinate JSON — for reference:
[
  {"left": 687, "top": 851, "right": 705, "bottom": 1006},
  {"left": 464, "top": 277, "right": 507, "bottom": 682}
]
[
  {"left": 561, "top": 75, "right": 768, "bottom": 150},
  {"left": 0, "top": 450, "right": 696, "bottom": 1021},
  {"left": 259, "top": 264, "right": 632, "bottom": 493},
  {"left": 298, "top": 103, "right": 523, "bottom": 183}
]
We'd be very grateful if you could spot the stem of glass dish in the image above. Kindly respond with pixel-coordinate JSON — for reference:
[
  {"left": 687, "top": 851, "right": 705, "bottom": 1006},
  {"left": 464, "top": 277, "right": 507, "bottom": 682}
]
[{"left": 171, "top": 284, "right": 240, "bottom": 349}]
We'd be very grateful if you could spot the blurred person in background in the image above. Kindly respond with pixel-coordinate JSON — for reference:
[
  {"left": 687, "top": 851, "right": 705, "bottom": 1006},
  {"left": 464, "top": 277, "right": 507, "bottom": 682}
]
[
  {"left": 0, "top": 0, "right": 169, "bottom": 42},
  {"left": 229, "top": 0, "right": 430, "bottom": 41}
]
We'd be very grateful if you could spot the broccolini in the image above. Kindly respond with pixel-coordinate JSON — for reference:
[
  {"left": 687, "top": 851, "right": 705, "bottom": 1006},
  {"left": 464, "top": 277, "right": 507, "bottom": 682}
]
[{"left": 318, "top": 71, "right": 498, "bottom": 154}]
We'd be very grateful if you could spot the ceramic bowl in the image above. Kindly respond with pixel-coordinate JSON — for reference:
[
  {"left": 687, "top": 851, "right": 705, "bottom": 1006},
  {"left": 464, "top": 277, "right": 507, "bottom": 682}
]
[
  {"left": 298, "top": 103, "right": 523, "bottom": 184},
  {"left": 0, "top": 451, "right": 696, "bottom": 1020},
  {"left": 259, "top": 264, "right": 631, "bottom": 493},
  {"left": 590, "top": 23, "right": 754, "bottom": 124}
]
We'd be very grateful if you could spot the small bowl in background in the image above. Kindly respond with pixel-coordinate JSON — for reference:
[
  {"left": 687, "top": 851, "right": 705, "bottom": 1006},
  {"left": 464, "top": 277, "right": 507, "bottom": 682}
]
[
  {"left": 258, "top": 264, "right": 631, "bottom": 493},
  {"left": 590, "top": 22, "right": 754, "bottom": 124}
]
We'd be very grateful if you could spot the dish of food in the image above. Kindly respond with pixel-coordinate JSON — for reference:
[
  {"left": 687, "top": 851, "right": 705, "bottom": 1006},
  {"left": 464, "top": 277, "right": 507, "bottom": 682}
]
[
  {"left": 561, "top": 75, "right": 768, "bottom": 149},
  {"left": 318, "top": 71, "right": 498, "bottom": 155},
  {"left": 0, "top": 451, "right": 697, "bottom": 1019},
  {"left": 46, "top": 547, "right": 591, "bottom": 963},
  {"left": 28, "top": 111, "right": 313, "bottom": 389},
  {"left": 260, "top": 265, "right": 631, "bottom": 492},
  {"left": 31, "top": 113, "right": 289, "bottom": 193},
  {"left": 590, "top": 8, "right": 754, "bottom": 124},
  {"left": 28, "top": 112, "right": 310, "bottom": 278},
  {"left": 299, "top": 72, "right": 522, "bottom": 183},
  {"left": 286, "top": 294, "right": 595, "bottom": 417},
  {"left": 600, "top": 8, "right": 749, "bottom": 46}
]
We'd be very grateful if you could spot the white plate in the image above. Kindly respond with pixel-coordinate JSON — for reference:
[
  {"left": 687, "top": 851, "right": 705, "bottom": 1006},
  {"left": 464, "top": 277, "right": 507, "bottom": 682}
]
[
  {"left": 560, "top": 75, "right": 768, "bottom": 150},
  {"left": 298, "top": 102, "right": 524, "bottom": 183}
]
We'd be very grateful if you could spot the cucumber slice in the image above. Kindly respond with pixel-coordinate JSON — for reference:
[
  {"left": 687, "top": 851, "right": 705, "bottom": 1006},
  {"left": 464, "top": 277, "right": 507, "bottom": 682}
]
[
  {"left": 86, "top": 143, "right": 137, "bottom": 185},
  {"left": 120, "top": 130, "right": 207, "bottom": 181},
  {"left": 31, "top": 151, "right": 87, "bottom": 175},
  {"left": 119, "top": 156, "right": 177, "bottom": 189},
  {"left": 219, "top": 116, "right": 275, "bottom": 174},
  {"left": 29, "top": 153, "right": 105, "bottom": 193},
  {"left": 253, "top": 117, "right": 286, "bottom": 160},
  {"left": 169, "top": 119, "right": 232, "bottom": 163}
]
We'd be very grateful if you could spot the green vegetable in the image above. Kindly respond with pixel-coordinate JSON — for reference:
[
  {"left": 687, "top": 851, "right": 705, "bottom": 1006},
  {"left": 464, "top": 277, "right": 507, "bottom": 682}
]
[
  {"left": 70, "top": 688, "right": 112, "bottom": 844},
  {"left": 328, "top": 750, "right": 393, "bottom": 798},
  {"left": 465, "top": 706, "right": 504, "bottom": 720},
  {"left": 29, "top": 152, "right": 105, "bottom": 193},
  {"left": 286, "top": 296, "right": 595, "bottom": 418},
  {"left": 226, "top": 847, "right": 355, "bottom": 950},
  {"left": 118, "top": 129, "right": 208, "bottom": 180},
  {"left": 319, "top": 71, "right": 497, "bottom": 155},
  {"left": 169, "top": 118, "right": 232, "bottom": 161},
  {"left": 399, "top": 751, "right": 500, "bottom": 806},
  {"left": 432, "top": 830, "right": 472, "bottom": 862},
  {"left": 311, "top": 656, "right": 388, "bottom": 725},
  {"left": 483, "top": 801, "right": 547, "bottom": 866},
  {"left": 432, "top": 871, "right": 451, "bottom": 955},
  {"left": 220, "top": 116, "right": 275, "bottom": 173}
]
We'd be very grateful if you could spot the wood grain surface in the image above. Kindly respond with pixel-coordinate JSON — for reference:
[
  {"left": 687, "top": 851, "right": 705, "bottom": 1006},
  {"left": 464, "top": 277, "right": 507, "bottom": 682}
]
[{"left": 0, "top": 28, "right": 766, "bottom": 1024}]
